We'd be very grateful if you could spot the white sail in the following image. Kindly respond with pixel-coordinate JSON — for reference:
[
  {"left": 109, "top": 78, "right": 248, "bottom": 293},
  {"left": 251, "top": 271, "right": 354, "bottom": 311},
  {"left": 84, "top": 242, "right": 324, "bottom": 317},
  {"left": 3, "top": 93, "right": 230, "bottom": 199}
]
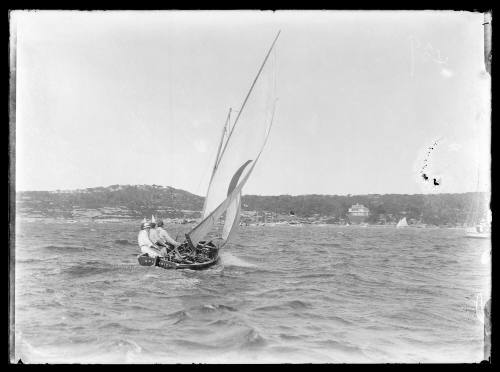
[
  {"left": 186, "top": 32, "right": 279, "bottom": 247},
  {"left": 187, "top": 137, "right": 271, "bottom": 247},
  {"left": 218, "top": 158, "right": 250, "bottom": 240},
  {"left": 201, "top": 109, "right": 231, "bottom": 217},
  {"left": 222, "top": 191, "right": 242, "bottom": 241},
  {"left": 396, "top": 217, "right": 408, "bottom": 228}
]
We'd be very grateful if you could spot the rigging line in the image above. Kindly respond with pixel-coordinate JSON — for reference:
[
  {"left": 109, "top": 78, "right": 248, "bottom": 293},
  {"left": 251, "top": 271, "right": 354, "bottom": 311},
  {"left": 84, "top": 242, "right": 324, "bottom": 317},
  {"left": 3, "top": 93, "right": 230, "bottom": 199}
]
[
  {"left": 214, "top": 108, "right": 231, "bottom": 170},
  {"left": 273, "top": 44, "right": 277, "bottom": 102},
  {"left": 194, "top": 138, "right": 220, "bottom": 197},
  {"left": 200, "top": 108, "right": 232, "bottom": 215},
  {"left": 217, "top": 30, "right": 281, "bottom": 164},
  {"left": 188, "top": 97, "right": 278, "bottom": 243},
  {"left": 195, "top": 111, "right": 231, "bottom": 197}
]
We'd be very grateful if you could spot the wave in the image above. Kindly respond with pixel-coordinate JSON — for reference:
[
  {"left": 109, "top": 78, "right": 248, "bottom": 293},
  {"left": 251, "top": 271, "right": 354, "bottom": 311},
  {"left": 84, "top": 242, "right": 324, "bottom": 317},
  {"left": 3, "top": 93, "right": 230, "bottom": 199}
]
[
  {"left": 15, "top": 338, "right": 148, "bottom": 364},
  {"left": 315, "top": 339, "right": 365, "bottom": 355},
  {"left": 43, "top": 244, "right": 93, "bottom": 252},
  {"left": 193, "top": 303, "right": 238, "bottom": 314},
  {"left": 327, "top": 315, "right": 352, "bottom": 325},
  {"left": 220, "top": 252, "right": 257, "bottom": 268},
  {"left": 297, "top": 272, "right": 337, "bottom": 279},
  {"left": 17, "top": 257, "right": 45, "bottom": 264},
  {"left": 102, "top": 338, "right": 145, "bottom": 354},
  {"left": 255, "top": 300, "right": 312, "bottom": 312},
  {"left": 316, "top": 242, "right": 342, "bottom": 248},
  {"left": 62, "top": 263, "right": 115, "bottom": 277},
  {"left": 172, "top": 328, "right": 266, "bottom": 351},
  {"left": 239, "top": 329, "right": 267, "bottom": 349},
  {"left": 279, "top": 333, "right": 302, "bottom": 340},
  {"left": 433, "top": 243, "right": 451, "bottom": 249},
  {"left": 170, "top": 339, "right": 219, "bottom": 351},
  {"left": 115, "top": 239, "right": 134, "bottom": 246},
  {"left": 166, "top": 310, "right": 192, "bottom": 324},
  {"left": 286, "top": 300, "right": 311, "bottom": 309},
  {"left": 165, "top": 304, "right": 237, "bottom": 324},
  {"left": 344, "top": 272, "right": 386, "bottom": 286},
  {"left": 98, "top": 322, "right": 137, "bottom": 334},
  {"left": 207, "top": 319, "right": 233, "bottom": 327}
]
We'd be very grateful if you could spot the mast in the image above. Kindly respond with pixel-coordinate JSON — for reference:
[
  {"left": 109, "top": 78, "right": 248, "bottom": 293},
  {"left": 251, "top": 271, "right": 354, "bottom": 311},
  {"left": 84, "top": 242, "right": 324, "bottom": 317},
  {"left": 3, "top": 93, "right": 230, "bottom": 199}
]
[
  {"left": 212, "top": 108, "right": 232, "bottom": 180},
  {"left": 217, "top": 30, "right": 280, "bottom": 163},
  {"left": 201, "top": 108, "right": 231, "bottom": 216}
]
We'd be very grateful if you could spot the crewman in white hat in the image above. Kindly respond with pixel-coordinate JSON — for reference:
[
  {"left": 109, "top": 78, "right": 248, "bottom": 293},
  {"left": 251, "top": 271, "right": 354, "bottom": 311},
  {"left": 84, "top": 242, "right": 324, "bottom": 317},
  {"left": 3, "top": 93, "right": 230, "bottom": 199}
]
[
  {"left": 156, "top": 218, "right": 181, "bottom": 247},
  {"left": 137, "top": 218, "right": 161, "bottom": 258},
  {"left": 148, "top": 215, "right": 167, "bottom": 249}
]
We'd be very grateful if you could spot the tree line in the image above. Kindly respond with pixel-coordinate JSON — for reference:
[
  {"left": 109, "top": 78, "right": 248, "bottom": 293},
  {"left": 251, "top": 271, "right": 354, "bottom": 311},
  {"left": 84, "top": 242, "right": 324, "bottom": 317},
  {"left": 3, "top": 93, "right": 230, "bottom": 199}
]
[
  {"left": 16, "top": 185, "right": 489, "bottom": 226},
  {"left": 241, "top": 192, "right": 489, "bottom": 225}
]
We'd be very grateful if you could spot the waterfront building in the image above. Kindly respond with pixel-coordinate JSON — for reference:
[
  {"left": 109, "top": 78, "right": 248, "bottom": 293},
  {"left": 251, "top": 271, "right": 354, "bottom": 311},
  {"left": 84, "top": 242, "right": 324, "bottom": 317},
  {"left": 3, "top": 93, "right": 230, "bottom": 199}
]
[{"left": 347, "top": 203, "right": 370, "bottom": 224}]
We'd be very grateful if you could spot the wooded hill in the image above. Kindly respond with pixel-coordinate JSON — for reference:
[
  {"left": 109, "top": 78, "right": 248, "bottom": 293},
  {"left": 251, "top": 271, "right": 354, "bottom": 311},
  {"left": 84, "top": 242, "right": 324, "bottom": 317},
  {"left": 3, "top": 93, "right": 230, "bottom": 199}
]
[
  {"left": 242, "top": 192, "right": 489, "bottom": 225},
  {"left": 16, "top": 185, "right": 489, "bottom": 226}
]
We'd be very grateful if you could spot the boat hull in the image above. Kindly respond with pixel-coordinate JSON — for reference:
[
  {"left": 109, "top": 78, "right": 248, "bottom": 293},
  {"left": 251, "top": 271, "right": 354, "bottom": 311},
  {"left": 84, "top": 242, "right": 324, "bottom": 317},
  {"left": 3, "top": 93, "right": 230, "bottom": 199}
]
[
  {"left": 137, "top": 252, "right": 220, "bottom": 270},
  {"left": 137, "top": 240, "right": 221, "bottom": 270}
]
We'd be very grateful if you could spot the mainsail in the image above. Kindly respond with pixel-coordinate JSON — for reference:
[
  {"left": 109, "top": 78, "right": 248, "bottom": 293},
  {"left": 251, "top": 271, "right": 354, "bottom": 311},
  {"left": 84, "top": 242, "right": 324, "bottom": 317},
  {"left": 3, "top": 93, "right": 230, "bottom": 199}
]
[{"left": 186, "top": 32, "right": 280, "bottom": 248}]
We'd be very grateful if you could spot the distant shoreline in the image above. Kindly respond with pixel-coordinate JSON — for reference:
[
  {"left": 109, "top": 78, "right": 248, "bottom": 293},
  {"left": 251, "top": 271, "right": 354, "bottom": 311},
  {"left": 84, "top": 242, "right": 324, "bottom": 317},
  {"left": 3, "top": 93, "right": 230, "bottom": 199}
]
[
  {"left": 15, "top": 215, "right": 469, "bottom": 230},
  {"left": 14, "top": 185, "right": 490, "bottom": 228}
]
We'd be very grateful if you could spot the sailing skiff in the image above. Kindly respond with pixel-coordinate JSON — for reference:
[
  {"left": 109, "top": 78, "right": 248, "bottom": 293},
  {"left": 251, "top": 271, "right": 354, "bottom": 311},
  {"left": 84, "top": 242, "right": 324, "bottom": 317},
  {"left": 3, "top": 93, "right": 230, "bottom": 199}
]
[
  {"left": 138, "top": 241, "right": 220, "bottom": 270},
  {"left": 138, "top": 31, "right": 280, "bottom": 270}
]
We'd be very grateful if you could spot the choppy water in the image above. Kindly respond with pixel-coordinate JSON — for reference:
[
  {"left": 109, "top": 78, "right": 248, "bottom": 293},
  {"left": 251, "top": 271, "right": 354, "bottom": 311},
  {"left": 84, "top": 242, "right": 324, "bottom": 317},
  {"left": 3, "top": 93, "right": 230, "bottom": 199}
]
[{"left": 13, "top": 221, "right": 491, "bottom": 363}]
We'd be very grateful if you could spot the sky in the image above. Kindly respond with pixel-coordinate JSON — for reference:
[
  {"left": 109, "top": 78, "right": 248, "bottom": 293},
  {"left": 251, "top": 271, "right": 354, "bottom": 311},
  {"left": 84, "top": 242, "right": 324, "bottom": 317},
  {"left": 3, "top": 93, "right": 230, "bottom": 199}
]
[{"left": 12, "top": 10, "right": 491, "bottom": 196}]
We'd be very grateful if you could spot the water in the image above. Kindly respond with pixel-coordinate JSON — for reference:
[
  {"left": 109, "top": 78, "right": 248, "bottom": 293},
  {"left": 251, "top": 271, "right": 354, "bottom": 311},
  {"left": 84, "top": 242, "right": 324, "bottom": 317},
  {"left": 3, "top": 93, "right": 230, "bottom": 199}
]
[{"left": 13, "top": 221, "right": 491, "bottom": 363}]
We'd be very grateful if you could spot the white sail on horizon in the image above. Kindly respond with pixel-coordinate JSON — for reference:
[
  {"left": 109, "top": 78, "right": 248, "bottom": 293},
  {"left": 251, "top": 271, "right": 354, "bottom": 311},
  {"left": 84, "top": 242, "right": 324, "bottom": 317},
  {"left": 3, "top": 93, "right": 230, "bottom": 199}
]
[{"left": 396, "top": 217, "right": 408, "bottom": 228}]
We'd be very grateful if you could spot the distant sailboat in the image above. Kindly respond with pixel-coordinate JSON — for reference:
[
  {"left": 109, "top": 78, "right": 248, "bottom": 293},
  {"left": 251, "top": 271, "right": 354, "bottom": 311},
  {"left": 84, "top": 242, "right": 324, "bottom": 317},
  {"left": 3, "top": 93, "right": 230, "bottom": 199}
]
[
  {"left": 464, "top": 172, "right": 491, "bottom": 240},
  {"left": 396, "top": 217, "right": 408, "bottom": 228},
  {"left": 465, "top": 210, "right": 491, "bottom": 239}
]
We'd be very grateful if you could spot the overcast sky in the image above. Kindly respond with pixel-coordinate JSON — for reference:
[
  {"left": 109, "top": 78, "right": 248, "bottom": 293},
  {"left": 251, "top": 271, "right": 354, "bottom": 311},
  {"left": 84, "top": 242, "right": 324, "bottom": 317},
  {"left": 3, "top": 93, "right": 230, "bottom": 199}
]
[{"left": 13, "top": 10, "right": 490, "bottom": 196}]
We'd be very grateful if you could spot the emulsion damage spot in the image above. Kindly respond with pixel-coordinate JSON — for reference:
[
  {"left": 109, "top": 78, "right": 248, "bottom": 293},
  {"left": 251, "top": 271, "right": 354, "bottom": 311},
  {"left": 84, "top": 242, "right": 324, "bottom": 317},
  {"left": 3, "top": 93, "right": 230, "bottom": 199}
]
[{"left": 419, "top": 138, "right": 443, "bottom": 188}]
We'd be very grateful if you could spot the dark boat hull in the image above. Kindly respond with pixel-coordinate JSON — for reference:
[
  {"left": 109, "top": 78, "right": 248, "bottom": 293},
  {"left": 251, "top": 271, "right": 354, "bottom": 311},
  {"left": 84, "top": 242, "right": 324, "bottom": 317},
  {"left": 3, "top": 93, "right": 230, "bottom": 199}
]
[
  {"left": 137, "top": 241, "right": 221, "bottom": 270},
  {"left": 137, "top": 253, "right": 220, "bottom": 270}
]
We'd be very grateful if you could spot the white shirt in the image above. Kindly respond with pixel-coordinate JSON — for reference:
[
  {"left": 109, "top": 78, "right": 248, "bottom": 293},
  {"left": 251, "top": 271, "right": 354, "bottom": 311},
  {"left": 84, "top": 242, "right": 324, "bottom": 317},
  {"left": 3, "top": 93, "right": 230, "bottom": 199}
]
[
  {"left": 158, "top": 226, "right": 178, "bottom": 245},
  {"left": 138, "top": 229, "right": 155, "bottom": 249},
  {"left": 149, "top": 228, "right": 162, "bottom": 245}
]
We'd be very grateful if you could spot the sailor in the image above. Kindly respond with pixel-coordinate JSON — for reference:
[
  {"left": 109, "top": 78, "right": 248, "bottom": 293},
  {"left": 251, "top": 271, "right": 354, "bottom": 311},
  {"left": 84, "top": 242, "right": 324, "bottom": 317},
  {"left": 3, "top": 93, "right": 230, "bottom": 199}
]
[
  {"left": 138, "top": 220, "right": 161, "bottom": 258},
  {"left": 155, "top": 218, "right": 184, "bottom": 259},
  {"left": 156, "top": 218, "right": 181, "bottom": 247},
  {"left": 148, "top": 216, "right": 162, "bottom": 245}
]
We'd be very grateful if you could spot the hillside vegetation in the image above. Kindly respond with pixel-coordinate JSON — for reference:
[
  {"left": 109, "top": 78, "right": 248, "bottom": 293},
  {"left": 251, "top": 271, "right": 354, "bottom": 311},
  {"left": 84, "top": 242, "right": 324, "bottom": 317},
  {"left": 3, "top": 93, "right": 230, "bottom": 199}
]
[{"left": 16, "top": 185, "right": 489, "bottom": 226}]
